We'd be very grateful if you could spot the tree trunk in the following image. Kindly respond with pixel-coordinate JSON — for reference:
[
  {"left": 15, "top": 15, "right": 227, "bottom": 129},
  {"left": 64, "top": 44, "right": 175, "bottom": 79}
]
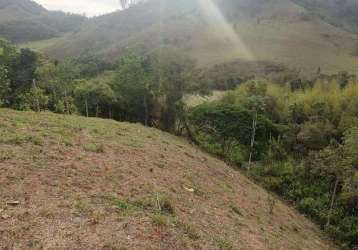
[
  {"left": 32, "top": 79, "right": 40, "bottom": 112},
  {"left": 248, "top": 111, "right": 258, "bottom": 170},
  {"left": 144, "top": 94, "right": 149, "bottom": 127},
  {"left": 85, "top": 98, "right": 89, "bottom": 117},
  {"left": 64, "top": 89, "right": 70, "bottom": 115},
  {"left": 326, "top": 178, "right": 339, "bottom": 228}
]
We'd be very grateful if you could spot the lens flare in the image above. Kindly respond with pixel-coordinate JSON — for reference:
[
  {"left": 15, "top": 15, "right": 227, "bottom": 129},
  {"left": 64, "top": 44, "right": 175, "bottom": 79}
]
[{"left": 196, "top": 0, "right": 253, "bottom": 60}]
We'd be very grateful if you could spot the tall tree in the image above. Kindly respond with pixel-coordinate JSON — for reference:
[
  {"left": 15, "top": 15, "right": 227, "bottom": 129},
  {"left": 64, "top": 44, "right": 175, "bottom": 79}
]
[
  {"left": 151, "top": 48, "right": 197, "bottom": 131},
  {"left": 112, "top": 54, "right": 155, "bottom": 125}
]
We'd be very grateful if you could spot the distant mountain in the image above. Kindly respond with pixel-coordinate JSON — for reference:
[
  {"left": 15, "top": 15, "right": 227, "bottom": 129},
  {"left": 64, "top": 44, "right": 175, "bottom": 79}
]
[
  {"left": 4, "top": 0, "right": 356, "bottom": 75},
  {"left": 0, "top": 0, "right": 86, "bottom": 42},
  {"left": 39, "top": 0, "right": 358, "bottom": 75}
]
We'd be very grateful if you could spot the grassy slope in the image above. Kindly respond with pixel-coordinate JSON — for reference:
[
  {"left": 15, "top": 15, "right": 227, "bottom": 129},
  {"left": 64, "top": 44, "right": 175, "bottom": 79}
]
[
  {"left": 17, "top": 35, "right": 70, "bottom": 52},
  {"left": 0, "top": 109, "right": 336, "bottom": 249},
  {"left": 36, "top": 0, "right": 358, "bottom": 75}
]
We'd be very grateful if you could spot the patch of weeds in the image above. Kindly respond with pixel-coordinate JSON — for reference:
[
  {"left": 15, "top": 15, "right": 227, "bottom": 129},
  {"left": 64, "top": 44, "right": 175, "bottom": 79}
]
[
  {"left": 31, "top": 160, "right": 48, "bottom": 170},
  {"left": 215, "top": 237, "right": 234, "bottom": 250},
  {"left": 0, "top": 200, "right": 6, "bottom": 209},
  {"left": 229, "top": 204, "right": 243, "bottom": 216},
  {"left": 111, "top": 198, "right": 132, "bottom": 215},
  {"left": 91, "top": 128, "right": 100, "bottom": 135},
  {"left": 123, "top": 139, "right": 143, "bottom": 148},
  {"left": 176, "top": 221, "right": 201, "bottom": 240},
  {"left": 0, "top": 134, "right": 29, "bottom": 145},
  {"left": 154, "top": 192, "right": 175, "bottom": 215},
  {"left": 222, "top": 184, "right": 234, "bottom": 193},
  {"left": 110, "top": 192, "right": 175, "bottom": 220},
  {"left": 28, "top": 135, "right": 44, "bottom": 146},
  {"left": 83, "top": 143, "right": 105, "bottom": 153},
  {"left": 75, "top": 200, "right": 93, "bottom": 216},
  {"left": 130, "top": 199, "right": 153, "bottom": 211},
  {"left": 151, "top": 214, "right": 173, "bottom": 228},
  {"left": 155, "top": 160, "right": 167, "bottom": 169},
  {"left": 62, "top": 137, "right": 74, "bottom": 147}
]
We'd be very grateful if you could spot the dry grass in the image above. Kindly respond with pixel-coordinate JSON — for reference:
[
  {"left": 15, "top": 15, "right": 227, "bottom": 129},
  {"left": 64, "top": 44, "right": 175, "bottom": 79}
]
[{"left": 0, "top": 108, "right": 336, "bottom": 249}]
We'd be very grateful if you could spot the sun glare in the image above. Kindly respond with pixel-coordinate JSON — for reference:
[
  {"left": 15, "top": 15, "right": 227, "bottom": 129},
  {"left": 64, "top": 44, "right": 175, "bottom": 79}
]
[{"left": 196, "top": 0, "right": 253, "bottom": 60}]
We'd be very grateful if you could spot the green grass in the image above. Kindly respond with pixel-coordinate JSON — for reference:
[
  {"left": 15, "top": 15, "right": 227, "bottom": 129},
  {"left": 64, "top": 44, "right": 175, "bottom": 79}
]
[
  {"left": 83, "top": 143, "right": 105, "bottom": 153},
  {"left": 215, "top": 237, "right": 234, "bottom": 250}
]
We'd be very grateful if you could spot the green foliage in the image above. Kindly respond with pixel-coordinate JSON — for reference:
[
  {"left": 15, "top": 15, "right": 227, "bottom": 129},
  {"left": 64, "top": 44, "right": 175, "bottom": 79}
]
[
  {"left": 110, "top": 49, "right": 202, "bottom": 131},
  {"left": 75, "top": 80, "right": 115, "bottom": 118},
  {"left": 187, "top": 96, "right": 283, "bottom": 161},
  {"left": 188, "top": 79, "right": 358, "bottom": 249},
  {"left": 0, "top": 65, "right": 10, "bottom": 106},
  {"left": 111, "top": 54, "right": 155, "bottom": 124}
]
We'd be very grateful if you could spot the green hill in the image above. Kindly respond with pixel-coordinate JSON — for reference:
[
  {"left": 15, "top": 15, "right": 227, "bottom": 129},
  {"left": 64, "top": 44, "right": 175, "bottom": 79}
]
[
  {"left": 37, "top": 0, "right": 358, "bottom": 75},
  {"left": 0, "top": 108, "right": 336, "bottom": 249},
  {"left": 3, "top": 0, "right": 358, "bottom": 75},
  {"left": 0, "top": 0, "right": 85, "bottom": 42}
]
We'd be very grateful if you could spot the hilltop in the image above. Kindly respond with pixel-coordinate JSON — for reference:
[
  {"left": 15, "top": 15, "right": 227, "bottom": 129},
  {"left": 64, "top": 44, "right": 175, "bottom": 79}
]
[
  {"left": 0, "top": 109, "right": 336, "bottom": 249},
  {"left": 0, "top": 0, "right": 85, "bottom": 42}
]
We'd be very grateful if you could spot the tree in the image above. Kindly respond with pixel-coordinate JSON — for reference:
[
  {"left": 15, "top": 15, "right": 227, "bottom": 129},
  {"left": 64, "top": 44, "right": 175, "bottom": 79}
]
[
  {"left": 0, "top": 65, "right": 10, "bottom": 106},
  {"left": 6, "top": 48, "right": 38, "bottom": 107},
  {"left": 0, "top": 39, "right": 16, "bottom": 65},
  {"left": 37, "top": 61, "right": 80, "bottom": 114},
  {"left": 241, "top": 81, "right": 268, "bottom": 169},
  {"left": 112, "top": 54, "right": 155, "bottom": 125},
  {"left": 150, "top": 48, "right": 198, "bottom": 131},
  {"left": 75, "top": 81, "right": 115, "bottom": 118}
]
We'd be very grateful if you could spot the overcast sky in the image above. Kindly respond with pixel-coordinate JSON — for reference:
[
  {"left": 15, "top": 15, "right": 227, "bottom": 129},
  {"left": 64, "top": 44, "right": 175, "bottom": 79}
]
[{"left": 34, "top": 0, "right": 121, "bottom": 17}]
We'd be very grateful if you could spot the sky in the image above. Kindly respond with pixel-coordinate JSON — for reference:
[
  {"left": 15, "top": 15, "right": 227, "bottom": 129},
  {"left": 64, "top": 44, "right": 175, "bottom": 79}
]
[{"left": 34, "top": 0, "right": 121, "bottom": 17}]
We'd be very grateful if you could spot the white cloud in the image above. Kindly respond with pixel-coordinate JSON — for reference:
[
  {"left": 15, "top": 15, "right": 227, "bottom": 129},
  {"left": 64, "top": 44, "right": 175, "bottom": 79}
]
[{"left": 34, "top": 0, "right": 120, "bottom": 17}]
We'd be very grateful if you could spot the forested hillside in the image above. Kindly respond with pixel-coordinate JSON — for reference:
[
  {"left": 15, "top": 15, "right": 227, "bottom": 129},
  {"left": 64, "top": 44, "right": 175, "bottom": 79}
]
[
  {"left": 2, "top": 0, "right": 358, "bottom": 75},
  {"left": 0, "top": 0, "right": 85, "bottom": 42},
  {"left": 40, "top": 0, "right": 358, "bottom": 75}
]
